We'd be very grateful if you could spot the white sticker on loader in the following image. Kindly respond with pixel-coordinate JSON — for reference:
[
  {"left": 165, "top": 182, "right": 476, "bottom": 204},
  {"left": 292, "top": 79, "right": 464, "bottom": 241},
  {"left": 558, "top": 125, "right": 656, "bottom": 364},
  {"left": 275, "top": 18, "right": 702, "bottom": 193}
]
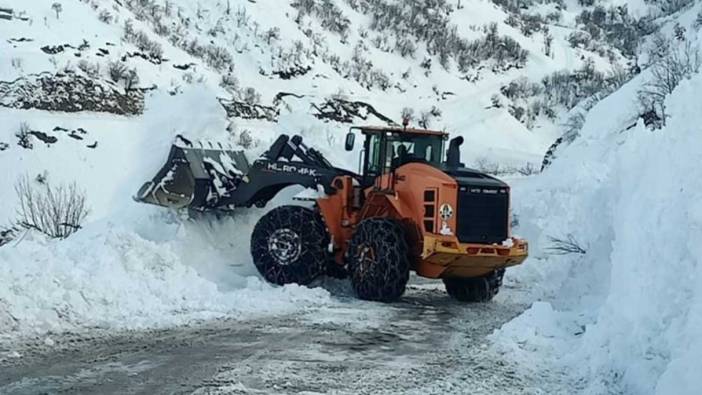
[
  {"left": 439, "top": 203, "right": 454, "bottom": 220},
  {"left": 439, "top": 221, "right": 453, "bottom": 236}
]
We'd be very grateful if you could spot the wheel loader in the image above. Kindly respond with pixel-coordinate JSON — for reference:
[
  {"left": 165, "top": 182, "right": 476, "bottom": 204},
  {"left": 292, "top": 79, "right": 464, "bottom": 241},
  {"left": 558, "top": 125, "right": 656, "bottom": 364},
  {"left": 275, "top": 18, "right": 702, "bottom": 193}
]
[{"left": 135, "top": 126, "right": 528, "bottom": 302}]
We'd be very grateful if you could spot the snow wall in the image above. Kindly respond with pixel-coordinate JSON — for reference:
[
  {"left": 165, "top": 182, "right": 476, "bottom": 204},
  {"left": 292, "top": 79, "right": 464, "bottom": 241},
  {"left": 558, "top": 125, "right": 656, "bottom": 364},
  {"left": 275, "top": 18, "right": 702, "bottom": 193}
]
[{"left": 493, "top": 52, "right": 702, "bottom": 395}]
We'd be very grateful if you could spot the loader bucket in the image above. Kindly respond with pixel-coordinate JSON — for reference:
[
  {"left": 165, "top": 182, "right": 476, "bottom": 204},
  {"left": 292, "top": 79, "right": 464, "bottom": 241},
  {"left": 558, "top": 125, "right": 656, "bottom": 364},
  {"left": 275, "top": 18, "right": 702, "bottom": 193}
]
[{"left": 134, "top": 140, "right": 249, "bottom": 210}]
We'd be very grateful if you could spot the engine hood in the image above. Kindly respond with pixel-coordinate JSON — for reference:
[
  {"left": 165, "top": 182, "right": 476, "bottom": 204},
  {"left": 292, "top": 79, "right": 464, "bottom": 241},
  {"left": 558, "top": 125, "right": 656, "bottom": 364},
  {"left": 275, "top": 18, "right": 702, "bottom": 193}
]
[{"left": 442, "top": 167, "right": 509, "bottom": 189}]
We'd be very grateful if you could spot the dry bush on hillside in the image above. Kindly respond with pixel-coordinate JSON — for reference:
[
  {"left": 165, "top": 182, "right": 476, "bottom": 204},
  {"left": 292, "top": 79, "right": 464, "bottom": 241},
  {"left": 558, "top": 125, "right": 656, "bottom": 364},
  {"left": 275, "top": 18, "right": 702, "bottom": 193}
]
[{"left": 14, "top": 176, "right": 89, "bottom": 239}]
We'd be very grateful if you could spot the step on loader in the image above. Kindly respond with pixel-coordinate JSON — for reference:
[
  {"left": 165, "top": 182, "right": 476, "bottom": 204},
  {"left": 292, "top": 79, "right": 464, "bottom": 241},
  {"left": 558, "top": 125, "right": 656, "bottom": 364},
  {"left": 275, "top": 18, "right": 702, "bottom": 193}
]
[{"left": 135, "top": 126, "right": 528, "bottom": 302}]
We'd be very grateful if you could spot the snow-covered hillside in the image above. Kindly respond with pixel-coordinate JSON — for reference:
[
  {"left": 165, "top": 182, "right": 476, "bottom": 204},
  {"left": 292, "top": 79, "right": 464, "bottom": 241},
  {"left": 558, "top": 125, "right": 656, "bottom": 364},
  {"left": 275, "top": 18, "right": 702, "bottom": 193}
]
[{"left": 1, "top": 0, "right": 701, "bottom": 393}]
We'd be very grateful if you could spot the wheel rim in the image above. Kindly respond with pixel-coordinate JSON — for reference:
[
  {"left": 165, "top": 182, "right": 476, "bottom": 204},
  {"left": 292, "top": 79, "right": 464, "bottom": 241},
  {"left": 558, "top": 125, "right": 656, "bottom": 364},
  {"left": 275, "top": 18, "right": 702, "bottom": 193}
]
[{"left": 267, "top": 228, "right": 301, "bottom": 265}]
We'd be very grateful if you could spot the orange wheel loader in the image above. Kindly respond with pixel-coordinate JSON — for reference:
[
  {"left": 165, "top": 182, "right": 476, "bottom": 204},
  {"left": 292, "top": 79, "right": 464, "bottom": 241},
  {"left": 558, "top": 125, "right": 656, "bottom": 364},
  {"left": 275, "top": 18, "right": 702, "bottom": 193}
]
[{"left": 135, "top": 126, "right": 528, "bottom": 302}]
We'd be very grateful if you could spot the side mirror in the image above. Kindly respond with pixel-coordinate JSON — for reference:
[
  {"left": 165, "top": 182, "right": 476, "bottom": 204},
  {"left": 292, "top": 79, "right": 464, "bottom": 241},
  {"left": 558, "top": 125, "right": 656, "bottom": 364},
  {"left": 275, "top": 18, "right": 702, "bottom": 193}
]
[{"left": 345, "top": 132, "right": 355, "bottom": 151}]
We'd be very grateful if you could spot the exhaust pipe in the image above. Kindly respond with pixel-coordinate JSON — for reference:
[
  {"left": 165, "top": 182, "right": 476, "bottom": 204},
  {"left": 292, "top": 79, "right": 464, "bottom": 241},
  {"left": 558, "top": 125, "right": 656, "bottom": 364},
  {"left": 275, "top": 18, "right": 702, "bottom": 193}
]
[{"left": 446, "top": 136, "right": 464, "bottom": 168}]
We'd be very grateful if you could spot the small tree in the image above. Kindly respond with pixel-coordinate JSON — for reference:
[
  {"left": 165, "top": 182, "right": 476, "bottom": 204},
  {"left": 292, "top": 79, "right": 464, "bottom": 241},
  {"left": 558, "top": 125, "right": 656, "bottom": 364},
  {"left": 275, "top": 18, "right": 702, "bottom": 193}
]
[
  {"left": 98, "top": 9, "right": 113, "bottom": 24},
  {"left": 78, "top": 60, "right": 100, "bottom": 78},
  {"left": 123, "top": 68, "right": 140, "bottom": 92},
  {"left": 490, "top": 94, "right": 502, "bottom": 108},
  {"left": 220, "top": 73, "right": 240, "bottom": 94},
  {"left": 242, "top": 87, "right": 261, "bottom": 105},
  {"left": 638, "top": 41, "right": 700, "bottom": 125},
  {"left": 51, "top": 2, "right": 62, "bottom": 19},
  {"left": 544, "top": 33, "right": 553, "bottom": 57},
  {"left": 418, "top": 111, "right": 432, "bottom": 128},
  {"left": 16, "top": 122, "right": 33, "bottom": 149},
  {"left": 264, "top": 27, "right": 280, "bottom": 45},
  {"left": 237, "top": 129, "right": 254, "bottom": 149},
  {"left": 401, "top": 107, "right": 414, "bottom": 126},
  {"left": 674, "top": 23, "right": 686, "bottom": 41},
  {"left": 14, "top": 176, "right": 89, "bottom": 239},
  {"left": 108, "top": 61, "right": 127, "bottom": 83}
]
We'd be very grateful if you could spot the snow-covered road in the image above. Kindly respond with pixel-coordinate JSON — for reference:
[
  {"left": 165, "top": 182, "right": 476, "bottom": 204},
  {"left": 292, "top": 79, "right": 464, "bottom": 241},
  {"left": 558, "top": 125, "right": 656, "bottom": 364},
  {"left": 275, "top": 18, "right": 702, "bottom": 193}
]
[{"left": 0, "top": 279, "right": 570, "bottom": 394}]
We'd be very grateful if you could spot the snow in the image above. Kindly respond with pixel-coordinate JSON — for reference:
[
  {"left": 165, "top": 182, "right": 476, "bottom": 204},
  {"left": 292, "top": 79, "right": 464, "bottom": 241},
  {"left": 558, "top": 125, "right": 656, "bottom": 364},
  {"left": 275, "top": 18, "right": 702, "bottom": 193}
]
[
  {"left": 492, "top": 42, "right": 702, "bottom": 394},
  {"left": 0, "top": 216, "right": 332, "bottom": 338},
  {"left": 0, "top": 88, "right": 333, "bottom": 339},
  {"left": 2, "top": 0, "right": 702, "bottom": 392}
]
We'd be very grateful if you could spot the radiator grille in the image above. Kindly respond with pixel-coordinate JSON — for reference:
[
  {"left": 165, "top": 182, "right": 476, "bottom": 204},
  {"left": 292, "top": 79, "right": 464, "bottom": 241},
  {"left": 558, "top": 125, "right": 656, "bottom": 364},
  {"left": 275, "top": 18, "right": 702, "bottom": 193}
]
[{"left": 456, "top": 186, "right": 509, "bottom": 244}]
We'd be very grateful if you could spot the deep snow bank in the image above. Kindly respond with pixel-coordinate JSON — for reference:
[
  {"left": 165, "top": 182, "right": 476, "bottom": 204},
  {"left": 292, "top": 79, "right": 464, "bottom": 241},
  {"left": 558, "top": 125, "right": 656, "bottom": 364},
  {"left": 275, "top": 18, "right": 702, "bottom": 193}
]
[
  {"left": 493, "top": 63, "right": 702, "bottom": 393},
  {"left": 0, "top": 221, "right": 331, "bottom": 337},
  {"left": 0, "top": 88, "right": 335, "bottom": 342}
]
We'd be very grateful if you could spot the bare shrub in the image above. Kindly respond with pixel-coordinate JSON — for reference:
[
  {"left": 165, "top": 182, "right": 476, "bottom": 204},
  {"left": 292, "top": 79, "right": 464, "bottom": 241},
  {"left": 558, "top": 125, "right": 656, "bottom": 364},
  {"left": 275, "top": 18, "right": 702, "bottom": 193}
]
[
  {"left": 108, "top": 60, "right": 127, "bottom": 82},
  {"left": 418, "top": 111, "right": 432, "bottom": 128},
  {"left": 264, "top": 27, "right": 280, "bottom": 45},
  {"left": 16, "top": 122, "right": 33, "bottom": 149},
  {"left": 98, "top": 9, "right": 113, "bottom": 23},
  {"left": 205, "top": 45, "right": 234, "bottom": 72},
  {"left": 401, "top": 107, "right": 414, "bottom": 124},
  {"left": 220, "top": 73, "right": 240, "bottom": 94},
  {"left": 123, "top": 67, "right": 140, "bottom": 92},
  {"left": 292, "top": 0, "right": 350, "bottom": 37},
  {"left": 125, "top": 28, "right": 163, "bottom": 59},
  {"left": 11, "top": 57, "right": 23, "bottom": 71},
  {"left": 638, "top": 40, "right": 700, "bottom": 126},
  {"left": 546, "top": 234, "right": 587, "bottom": 255},
  {"left": 0, "top": 226, "right": 16, "bottom": 247},
  {"left": 242, "top": 87, "right": 261, "bottom": 105},
  {"left": 237, "top": 129, "right": 254, "bottom": 149},
  {"left": 14, "top": 176, "right": 89, "bottom": 239},
  {"left": 78, "top": 60, "right": 100, "bottom": 78},
  {"left": 517, "top": 162, "right": 539, "bottom": 176},
  {"left": 473, "top": 157, "right": 501, "bottom": 175},
  {"left": 544, "top": 33, "right": 553, "bottom": 57},
  {"left": 181, "top": 72, "right": 194, "bottom": 84},
  {"left": 51, "top": 2, "right": 62, "bottom": 19}
]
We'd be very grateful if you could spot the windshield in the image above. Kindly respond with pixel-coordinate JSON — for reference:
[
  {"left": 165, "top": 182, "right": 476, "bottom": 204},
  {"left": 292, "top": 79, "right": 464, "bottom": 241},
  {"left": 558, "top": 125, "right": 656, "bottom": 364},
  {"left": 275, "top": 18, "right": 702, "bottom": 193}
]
[
  {"left": 367, "top": 133, "right": 445, "bottom": 175},
  {"left": 386, "top": 133, "right": 445, "bottom": 168}
]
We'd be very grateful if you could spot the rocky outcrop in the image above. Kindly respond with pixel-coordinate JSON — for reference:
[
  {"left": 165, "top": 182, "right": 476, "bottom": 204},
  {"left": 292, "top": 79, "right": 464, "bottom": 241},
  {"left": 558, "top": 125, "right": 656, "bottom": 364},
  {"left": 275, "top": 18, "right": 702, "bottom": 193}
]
[
  {"left": 273, "top": 64, "right": 311, "bottom": 80},
  {"left": 311, "top": 98, "right": 395, "bottom": 125},
  {"left": 0, "top": 71, "right": 144, "bottom": 115},
  {"left": 218, "top": 98, "right": 279, "bottom": 121}
]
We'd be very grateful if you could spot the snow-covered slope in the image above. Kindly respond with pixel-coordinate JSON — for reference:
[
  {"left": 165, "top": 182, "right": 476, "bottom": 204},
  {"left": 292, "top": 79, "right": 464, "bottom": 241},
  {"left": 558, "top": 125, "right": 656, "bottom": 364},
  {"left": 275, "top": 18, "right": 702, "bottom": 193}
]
[
  {"left": 491, "top": 3, "right": 702, "bottom": 393},
  {"left": 2, "top": 4, "right": 700, "bottom": 393}
]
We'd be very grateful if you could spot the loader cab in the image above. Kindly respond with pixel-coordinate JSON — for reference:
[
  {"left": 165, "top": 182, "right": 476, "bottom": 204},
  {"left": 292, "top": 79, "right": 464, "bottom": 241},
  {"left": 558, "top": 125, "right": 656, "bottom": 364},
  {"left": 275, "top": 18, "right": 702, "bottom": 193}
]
[{"left": 347, "top": 126, "right": 448, "bottom": 188}]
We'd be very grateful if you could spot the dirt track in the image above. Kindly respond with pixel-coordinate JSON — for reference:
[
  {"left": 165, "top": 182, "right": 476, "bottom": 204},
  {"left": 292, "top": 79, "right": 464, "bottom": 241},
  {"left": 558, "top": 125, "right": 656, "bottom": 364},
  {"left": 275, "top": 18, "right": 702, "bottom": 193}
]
[{"left": 0, "top": 280, "right": 568, "bottom": 394}]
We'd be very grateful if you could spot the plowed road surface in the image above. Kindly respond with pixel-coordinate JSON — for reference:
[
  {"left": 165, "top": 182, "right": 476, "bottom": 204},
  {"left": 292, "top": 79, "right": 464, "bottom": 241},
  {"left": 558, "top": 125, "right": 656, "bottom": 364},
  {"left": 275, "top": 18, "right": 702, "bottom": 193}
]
[{"left": 0, "top": 280, "right": 569, "bottom": 394}]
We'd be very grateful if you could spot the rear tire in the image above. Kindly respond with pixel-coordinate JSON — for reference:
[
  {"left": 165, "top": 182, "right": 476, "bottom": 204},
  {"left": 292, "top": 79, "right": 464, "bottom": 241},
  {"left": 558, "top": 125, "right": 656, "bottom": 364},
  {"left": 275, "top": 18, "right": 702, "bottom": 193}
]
[
  {"left": 250, "top": 205, "right": 330, "bottom": 286},
  {"left": 347, "top": 218, "right": 410, "bottom": 302},
  {"left": 443, "top": 269, "right": 505, "bottom": 302}
]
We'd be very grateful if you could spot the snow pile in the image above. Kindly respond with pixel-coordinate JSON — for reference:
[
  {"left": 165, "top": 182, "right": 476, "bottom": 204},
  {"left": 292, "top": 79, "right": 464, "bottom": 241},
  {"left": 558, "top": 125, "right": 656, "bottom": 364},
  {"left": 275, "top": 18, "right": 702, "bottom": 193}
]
[
  {"left": 0, "top": 223, "right": 331, "bottom": 337},
  {"left": 0, "top": 88, "right": 333, "bottom": 340},
  {"left": 493, "top": 55, "right": 702, "bottom": 394}
]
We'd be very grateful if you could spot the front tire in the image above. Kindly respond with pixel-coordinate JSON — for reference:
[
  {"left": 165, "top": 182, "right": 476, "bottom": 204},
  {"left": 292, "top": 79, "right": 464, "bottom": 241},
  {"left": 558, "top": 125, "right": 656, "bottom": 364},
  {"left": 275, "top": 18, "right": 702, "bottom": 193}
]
[
  {"left": 250, "top": 205, "right": 330, "bottom": 285},
  {"left": 443, "top": 269, "right": 505, "bottom": 302},
  {"left": 347, "top": 218, "right": 410, "bottom": 302}
]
